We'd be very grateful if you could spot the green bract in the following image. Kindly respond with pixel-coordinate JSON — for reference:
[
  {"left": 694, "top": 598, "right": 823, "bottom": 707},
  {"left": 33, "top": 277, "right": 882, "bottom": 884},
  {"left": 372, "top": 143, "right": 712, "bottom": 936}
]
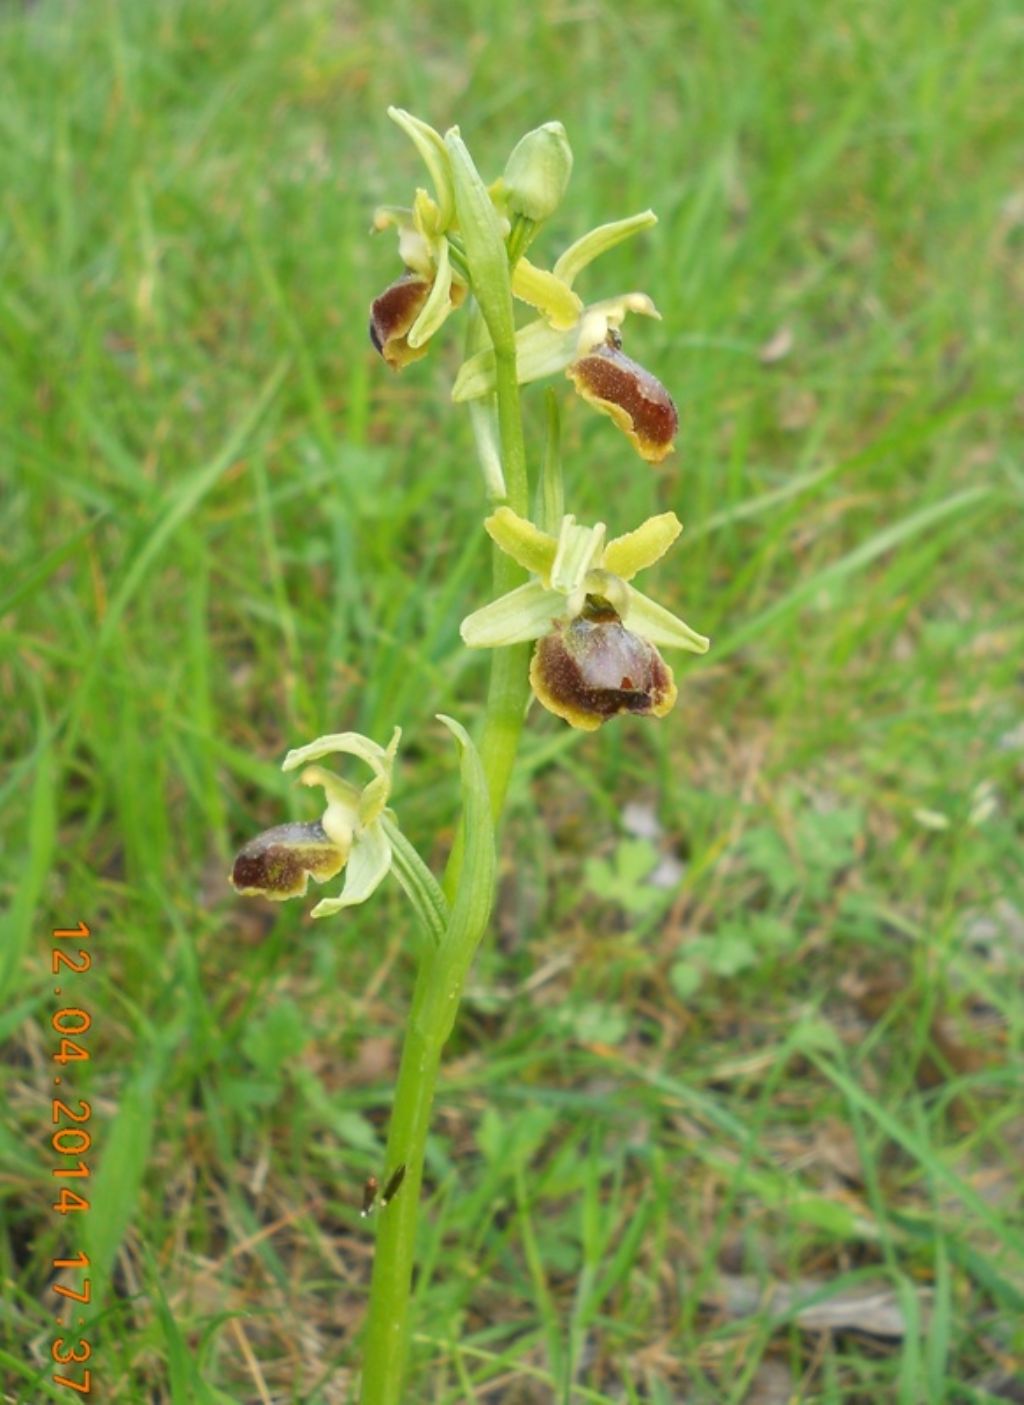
[{"left": 445, "top": 126, "right": 516, "bottom": 353}]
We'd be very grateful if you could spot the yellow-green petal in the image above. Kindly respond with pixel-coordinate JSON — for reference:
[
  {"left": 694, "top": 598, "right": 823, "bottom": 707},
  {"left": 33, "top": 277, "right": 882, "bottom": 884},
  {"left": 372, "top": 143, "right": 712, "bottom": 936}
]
[
  {"left": 550, "top": 515, "right": 607, "bottom": 594},
  {"left": 358, "top": 727, "right": 401, "bottom": 825},
  {"left": 484, "top": 506, "right": 557, "bottom": 578},
  {"left": 602, "top": 512, "right": 682, "bottom": 580},
  {"left": 511, "top": 257, "right": 582, "bottom": 330},
  {"left": 411, "top": 186, "right": 444, "bottom": 240}
]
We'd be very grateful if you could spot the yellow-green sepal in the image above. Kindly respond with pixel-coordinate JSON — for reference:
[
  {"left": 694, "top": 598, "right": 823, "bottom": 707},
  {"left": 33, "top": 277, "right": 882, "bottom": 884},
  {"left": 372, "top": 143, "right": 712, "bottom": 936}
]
[
  {"left": 311, "top": 821, "right": 393, "bottom": 919},
  {"left": 552, "top": 210, "right": 658, "bottom": 287},
  {"left": 623, "top": 586, "right": 710, "bottom": 653},
  {"left": 451, "top": 293, "right": 660, "bottom": 401},
  {"left": 460, "top": 580, "right": 564, "bottom": 647},
  {"left": 388, "top": 107, "right": 455, "bottom": 228}
]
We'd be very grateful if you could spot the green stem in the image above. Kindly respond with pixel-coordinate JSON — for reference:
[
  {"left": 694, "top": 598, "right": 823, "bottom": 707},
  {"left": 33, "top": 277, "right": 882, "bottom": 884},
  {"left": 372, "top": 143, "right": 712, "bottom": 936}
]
[
  {"left": 475, "top": 346, "right": 530, "bottom": 822},
  {"left": 493, "top": 348, "right": 529, "bottom": 513},
  {"left": 359, "top": 290, "right": 531, "bottom": 1405},
  {"left": 358, "top": 971, "right": 442, "bottom": 1405}
]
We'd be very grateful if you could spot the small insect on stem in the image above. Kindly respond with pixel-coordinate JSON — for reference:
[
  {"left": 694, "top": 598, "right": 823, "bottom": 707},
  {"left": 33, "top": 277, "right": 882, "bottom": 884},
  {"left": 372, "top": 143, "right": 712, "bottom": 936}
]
[
  {"left": 380, "top": 1163, "right": 406, "bottom": 1208},
  {"left": 361, "top": 1175, "right": 379, "bottom": 1218}
]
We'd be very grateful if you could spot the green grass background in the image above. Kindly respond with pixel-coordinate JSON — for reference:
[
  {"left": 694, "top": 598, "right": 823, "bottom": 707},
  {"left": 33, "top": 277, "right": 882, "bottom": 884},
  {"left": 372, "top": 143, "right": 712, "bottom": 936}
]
[{"left": 2, "top": 0, "right": 1023, "bottom": 1400}]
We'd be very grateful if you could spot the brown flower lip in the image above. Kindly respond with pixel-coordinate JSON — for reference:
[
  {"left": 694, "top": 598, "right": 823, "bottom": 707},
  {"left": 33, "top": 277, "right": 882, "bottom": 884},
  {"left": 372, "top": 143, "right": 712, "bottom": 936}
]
[
  {"left": 567, "top": 333, "right": 678, "bottom": 463},
  {"left": 529, "top": 598, "right": 678, "bottom": 731},
  {"left": 369, "top": 271, "right": 467, "bottom": 370},
  {"left": 369, "top": 272, "right": 432, "bottom": 370},
  {"left": 230, "top": 820, "right": 345, "bottom": 901}
]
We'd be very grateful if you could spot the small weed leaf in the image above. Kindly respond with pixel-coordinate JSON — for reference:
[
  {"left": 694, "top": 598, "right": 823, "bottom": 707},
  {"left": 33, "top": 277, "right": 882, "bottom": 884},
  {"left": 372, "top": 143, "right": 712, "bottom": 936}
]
[{"left": 584, "top": 837, "right": 664, "bottom": 915}]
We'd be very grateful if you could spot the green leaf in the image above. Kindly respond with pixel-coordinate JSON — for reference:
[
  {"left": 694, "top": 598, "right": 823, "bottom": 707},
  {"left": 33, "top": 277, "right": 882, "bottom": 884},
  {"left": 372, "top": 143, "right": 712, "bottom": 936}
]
[
  {"left": 741, "top": 824, "right": 800, "bottom": 897},
  {"left": 711, "top": 485, "right": 995, "bottom": 662},
  {"left": 810, "top": 1052, "right": 1024, "bottom": 1257},
  {"left": 748, "top": 914, "right": 797, "bottom": 951},
  {"left": 62, "top": 358, "right": 289, "bottom": 756},
  {"left": 707, "top": 932, "right": 758, "bottom": 977},
  {"left": 670, "top": 960, "right": 704, "bottom": 1000},
  {"left": 381, "top": 814, "right": 449, "bottom": 945},
  {"left": 85, "top": 1059, "right": 161, "bottom": 1295},
  {"left": 477, "top": 1104, "right": 559, "bottom": 1165},
  {"left": 796, "top": 805, "right": 862, "bottom": 896},
  {"left": 241, "top": 997, "right": 307, "bottom": 1076},
  {"left": 561, "top": 1001, "right": 629, "bottom": 1045},
  {"left": 0, "top": 722, "right": 56, "bottom": 1000},
  {"left": 0, "top": 511, "right": 107, "bottom": 618},
  {"left": 584, "top": 838, "right": 663, "bottom": 916}
]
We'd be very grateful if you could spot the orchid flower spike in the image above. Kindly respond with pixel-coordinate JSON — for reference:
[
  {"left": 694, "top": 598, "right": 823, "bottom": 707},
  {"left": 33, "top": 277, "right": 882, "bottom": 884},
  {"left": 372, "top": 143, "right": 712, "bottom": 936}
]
[
  {"left": 453, "top": 212, "right": 678, "bottom": 462},
  {"left": 461, "top": 509, "right": 709, "bottom": 730},
  {"left": 230, "top": 729, "right": 401, "bottom": 919}
]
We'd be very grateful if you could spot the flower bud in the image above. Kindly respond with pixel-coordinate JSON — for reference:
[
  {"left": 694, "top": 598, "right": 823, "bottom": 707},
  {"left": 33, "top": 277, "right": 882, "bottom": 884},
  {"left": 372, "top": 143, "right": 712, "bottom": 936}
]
[{"left": 502, "top": 121, "right": 573, "bottom": 223}]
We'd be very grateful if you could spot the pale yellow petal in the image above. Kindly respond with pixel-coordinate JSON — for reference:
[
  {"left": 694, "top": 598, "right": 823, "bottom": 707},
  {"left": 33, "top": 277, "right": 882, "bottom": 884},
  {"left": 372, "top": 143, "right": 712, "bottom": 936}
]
[
  {"left": 484, "top": 507, "right": 558, "bottom": 578},
  {"left": 511, "top": 257, "right": 583, "bottom": 330},
  {"left": 602, "top": 513, "right": 682, "bottom": 580}
]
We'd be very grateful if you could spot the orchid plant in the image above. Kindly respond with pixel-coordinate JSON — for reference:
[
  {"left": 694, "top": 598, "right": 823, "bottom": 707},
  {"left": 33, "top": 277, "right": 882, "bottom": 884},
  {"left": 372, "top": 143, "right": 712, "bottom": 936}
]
[{"left": 229, "top": 109, "right": 709, "bottom": 1404}]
